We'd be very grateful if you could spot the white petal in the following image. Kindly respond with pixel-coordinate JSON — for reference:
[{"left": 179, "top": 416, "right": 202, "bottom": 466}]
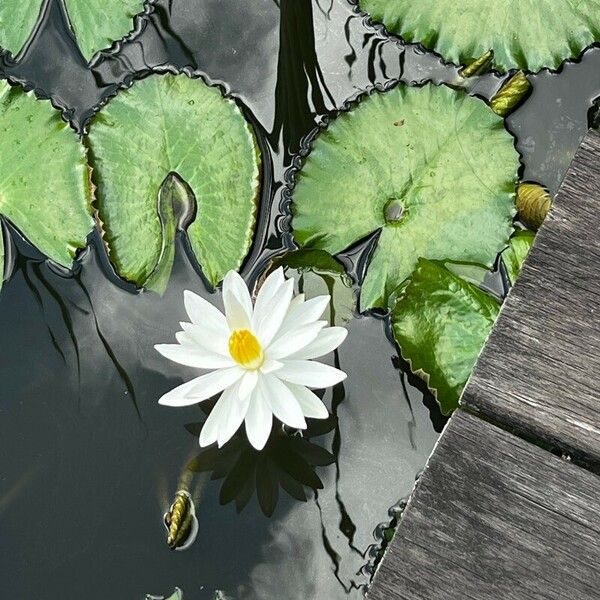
[
  {"left": 199, "top": 394, "right": 228, "bottom": 447},
  {"left": 254, "top": 279, "right": 294, "bottom": 347},
  {"left": 238, "top": 369, "right": 259, "bottom": 399},
  {"left": 286, "top": 383, "right": 329, "bottom": 419},
  {"left": 287, "top": 327, "right": 348, "bottom": 360},
  {"left": 286, "top": 292, "right": 305, "bottom": 315},
  {"left": 224, "top": 290, "right": 252, "bottom": 331},
  {"left": 253, "top": 267, "right": 285, "bottom": 319},
  {"left": 155, "top": 343, "right": 234, "bottom": 370},
  {"left": 158, "top": 367, "right": 243, "bottom": 407},
  {"left": 216, "top": 379, "right": 252, "bottom": 447},
  {"left": 184, "top": 290, "right": 228, "bottom": 333},
  {"left": 222, "top": 271, "right": 253, "bottom": 320},
  {"left": 178, "top": 322, "right": 229, "bottom": 356},
  {"left": 244, "top": 385, "right": 273, "bottom": 450},
  {"left": 278, "top": 295, "right": 330, "bottom": 336},
  {"left": 261, "top": 359, "right": 283, "bottom": 374},
  {"left": 261, "top": 374, "right": 307, "bottom": 429},
  {"left": 275, "top": 360, "right": 347, "bottom": 389},
  {"left": 266, "top": 321, "right": 326, "bottom": 360}
]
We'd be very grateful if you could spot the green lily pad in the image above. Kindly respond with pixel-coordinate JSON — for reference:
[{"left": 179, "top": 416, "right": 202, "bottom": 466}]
[
  {"left": 358, "top": 0, "right": 600, "bottom": 73},
  {"left": 87, "top": 73, "right": 261, "bottom": 290},
  {"left": 272, "top": 248, "right": 356, "bottom": 326},
  {"left": 291, "top": 83, "right": 518, "bottom": 311},
  {"left": 502, "top": 229, "right": 535, "bottom": 286},
  {"left": 391, "top": 259, "right": 500, "bottom": 414},
  {"left": 0, "top": 0, "right": 143, "bottom": 61},
  {"left": 0, "top": 81, "right": 93, "bottom": 291}
]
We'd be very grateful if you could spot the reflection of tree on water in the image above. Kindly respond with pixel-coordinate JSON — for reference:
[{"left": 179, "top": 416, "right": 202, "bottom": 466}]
[
  {"left": 270, "top": 0, "right": 335, "bottom": 156},
  {"left": 186, "top": 414, "right": 337, "bottom": 517}
]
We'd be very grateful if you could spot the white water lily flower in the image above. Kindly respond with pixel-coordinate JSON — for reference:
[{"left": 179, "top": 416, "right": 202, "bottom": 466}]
[{"left": 155, "top": 267, "right": 348, "bottom": 451}]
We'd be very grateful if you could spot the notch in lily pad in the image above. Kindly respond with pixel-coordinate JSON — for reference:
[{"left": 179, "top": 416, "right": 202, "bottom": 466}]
[
  {"left": 0, "top": 0, "right": 145, "bottom": 62},
  {"left": 87, "top": 73, "right": 261, "bottom": 293},
  {"left": 144, "top": 172, "right": 196, "bottom": 294}
]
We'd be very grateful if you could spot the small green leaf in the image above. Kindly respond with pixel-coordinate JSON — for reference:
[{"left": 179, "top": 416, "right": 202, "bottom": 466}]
[
  {"left": 391, "top": 259, "right": 500, "bottom": 415},
  {"left": 166, "top": 590, "right": 183, "bottom": 600},
  {"left": 502, "top": 230, "right": 535, "bottom": 286},
  {"left": 0, "top": 81, "right": 94, "bottom": 291},
  {"left": 0, "top": 0, "right": 144, "bottom": 61},
  {"left": 291, "top": 84, "right": 518, "bottom": 311},
  {"left": 273, "top": 249, "right": 356, "bottom": 326},
  {"left": 87, "top": 73, "right": 261, "bottom": 290},
  {"left": 358, "top": 0, "right": 600, "bottom": 73}
]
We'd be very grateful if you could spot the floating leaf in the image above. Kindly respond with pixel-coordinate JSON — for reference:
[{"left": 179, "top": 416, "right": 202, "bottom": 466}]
[
  {"left": 0, "top": 0, "right": 143, "bottom": 61},
  {"left": 358, "top": 0, "right": 600, "bottom": 73},
  {"left": 516, "top": 182, "right": 552, "bottom": 230},
  {"left": 272, "top": 249, "right": 356, "bottom": 325},
  {"left": 0, "top": 81, "right": 93, "bottom": 291},
  {"left": 502, "top": 230, "right": 535, "bottom": 286},
  {"left": 87, "top": 73, "right": 261, "bottom": 289},
  {"left": 291, "top": 84, "right": 518, "bottom": 311},
  {"left": 391, "top": 259, "right": 500, "bottom": 414}
]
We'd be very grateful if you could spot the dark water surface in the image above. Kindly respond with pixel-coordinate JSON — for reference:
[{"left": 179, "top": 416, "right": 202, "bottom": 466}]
[{"left": 1, "top": 1, "right": 599, "bottom": 598}]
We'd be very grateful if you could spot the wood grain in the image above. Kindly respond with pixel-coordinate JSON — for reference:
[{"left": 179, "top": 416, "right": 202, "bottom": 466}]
[
  {"left": 461, "top": 129, "right": 600, "bottom": 467},
  {"left": 368, "top": 410, "right": 600, "bottom": 600}
]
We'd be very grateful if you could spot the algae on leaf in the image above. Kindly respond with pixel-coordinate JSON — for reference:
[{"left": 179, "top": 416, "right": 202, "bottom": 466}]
[
  {"left": 358, "top": 0, "right": 600, "bottom": 73},
  {"left": 391, "top": 259, "right": 500, "bottom": 415},
  {"left": 0, "top": 81, "right": 93, "bottom": 291},
  {"left": 292, "top": 83, "right": 518, "bottom": 311},
  {"left": 0, "top": 0, "right": 143, "bottom": 62},
  {"left": 87, "top": 73, "right": 261, "bottom": 291}
]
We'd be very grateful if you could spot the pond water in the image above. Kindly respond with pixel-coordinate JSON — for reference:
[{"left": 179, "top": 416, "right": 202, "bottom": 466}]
[{"left": 1, "top": 1, "right": 600, "bottom": 599}]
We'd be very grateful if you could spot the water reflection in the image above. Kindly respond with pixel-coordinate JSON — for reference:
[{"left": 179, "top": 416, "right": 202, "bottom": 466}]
[{"left": 186, "top": 415, "right": 337, "bottom": 516}]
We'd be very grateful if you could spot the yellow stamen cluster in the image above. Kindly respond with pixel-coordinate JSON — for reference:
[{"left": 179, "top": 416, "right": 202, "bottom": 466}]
[{"left": 229, "top": 329, "right": 264, "bottom": 370}]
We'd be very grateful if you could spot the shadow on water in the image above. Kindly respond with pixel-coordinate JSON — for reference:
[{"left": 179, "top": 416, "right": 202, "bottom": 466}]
[{"left": 1, "top": 0, "right": 600, "bottom": 598}]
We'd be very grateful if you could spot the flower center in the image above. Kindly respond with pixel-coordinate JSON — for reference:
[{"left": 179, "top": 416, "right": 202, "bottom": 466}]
[{"left": 228, "top": 329, "right": 264, "bottom": 370}]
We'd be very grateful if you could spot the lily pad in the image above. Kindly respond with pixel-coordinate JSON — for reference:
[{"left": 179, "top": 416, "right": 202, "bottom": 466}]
[
  {"left": 358, "top": 0, "right": 600, "bottom": 73},
  {"left": 391, "top": 259, "right": 500, "bottom": 414},
  {"left": 502, "top": 229, "right": 535, "bottom": 286},
  {"left": 291, "top": 83, "right": 518, "bottom": 311},
  {"left": 0, "top": 0, "right": 143, "bottom": 61},
  {"left": 87, "top": 73, "right": 261, "bottom": 290},
  {"left": 0, "top": 81, "right": 93, "bottom": 291}
]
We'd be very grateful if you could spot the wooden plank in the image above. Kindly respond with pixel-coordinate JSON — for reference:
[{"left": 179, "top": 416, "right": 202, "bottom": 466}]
[
  {"left": 462, "top": 129, "right": 600, "bottom": 467},
  {"left": 368, "top": 410, "right": 600, "bottom": 600}
]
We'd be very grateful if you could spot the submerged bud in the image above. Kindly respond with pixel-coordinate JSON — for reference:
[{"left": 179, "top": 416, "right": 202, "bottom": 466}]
[
  {"left": 490, "top": 71, "right": 531, "bottom": 117},
  {"left": 460, "top": 50, "right": 494, "bottom": 78},
  {"left": 163, "top": 490, "right": 199, "bottom": 551}
]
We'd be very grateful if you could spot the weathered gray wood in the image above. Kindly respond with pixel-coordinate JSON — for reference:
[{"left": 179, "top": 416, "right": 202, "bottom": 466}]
[
  {"left": 461, "top": 129, "right": 600, "bottom": 467},
  {"left": 368, "top": 410, "right": 600, "bottom": 600}
]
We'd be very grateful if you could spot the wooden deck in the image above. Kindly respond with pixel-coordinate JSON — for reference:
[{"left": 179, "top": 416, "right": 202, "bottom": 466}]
[{"left": 370, "top": 130, "right": 600, "bottom": 598}]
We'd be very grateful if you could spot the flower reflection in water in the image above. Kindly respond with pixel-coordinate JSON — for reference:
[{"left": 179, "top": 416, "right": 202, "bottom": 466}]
[{"left": 184, "top": 415, "right": 337, "bottom": 517}]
